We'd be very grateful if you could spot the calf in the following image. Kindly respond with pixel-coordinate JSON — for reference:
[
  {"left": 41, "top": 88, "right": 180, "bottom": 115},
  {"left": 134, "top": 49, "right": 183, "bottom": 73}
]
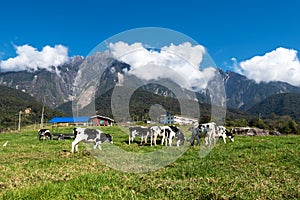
[
  {"left": 38, "top": 129, "right": 52, "bottom": 140},
  {"left": 71, "top": 127, "right": 113, "bottom": 153},
  {"left": 128, "top": 126, "right": 150, "bottom": 145},
  {"left": 216, "top": 126, "right": 234, "bottom": 143}
]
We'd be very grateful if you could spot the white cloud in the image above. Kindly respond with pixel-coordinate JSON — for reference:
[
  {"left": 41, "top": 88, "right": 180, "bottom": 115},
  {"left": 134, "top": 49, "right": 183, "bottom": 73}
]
[
  {"left": 0, "top": 44, "right": 69, "bottom": 73},
  {"left": 235, "top": 47, "right": 300, "bottom": 86},
  {"left": 108, "top": 41, "right": 215, "bottom": 91}
]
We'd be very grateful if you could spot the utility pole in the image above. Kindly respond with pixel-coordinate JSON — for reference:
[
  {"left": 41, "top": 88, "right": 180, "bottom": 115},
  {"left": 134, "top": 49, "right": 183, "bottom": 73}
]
[
  {"left": 40, "top": 96, "right": 46, "bottom": 129},
  {"left": 18, "top": 110, "right": 22, "bottom": 132}
]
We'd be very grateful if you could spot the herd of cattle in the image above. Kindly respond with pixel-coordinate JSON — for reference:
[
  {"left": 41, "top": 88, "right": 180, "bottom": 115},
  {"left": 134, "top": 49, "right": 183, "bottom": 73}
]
[
  {"left": 38, "top": 122, "right": 235, "bottom": 153},
  {"left": 128, "top": 122, "right": 234, "bottom": 148}
]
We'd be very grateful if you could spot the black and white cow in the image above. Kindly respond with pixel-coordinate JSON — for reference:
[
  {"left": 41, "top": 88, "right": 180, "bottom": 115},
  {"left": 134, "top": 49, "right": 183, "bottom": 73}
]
[
  {"left": 190, "top": 122, "right": 217, "bottom": 147},
  {"left": 216, "top": 125, "right": 234, "bottom": 143},
  {"left": 38, "top": 129, "right": 52, "bottom": 140},
  {"left": 168, "top": 125, "right": 185, "bottom": 146},
  {"left": 71, "top": 127, "right": 113, "bottom": 153},
  {"left": 128, "top": 126, "right": 150, "bottom": 145},
  {"left": 149, "top": 126, "right": 166, "bottom": 146}
]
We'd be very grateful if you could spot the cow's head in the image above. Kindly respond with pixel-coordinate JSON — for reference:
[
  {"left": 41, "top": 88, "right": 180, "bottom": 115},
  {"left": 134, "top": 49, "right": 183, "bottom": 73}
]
[{"left": 105, "top": 134, "right": 113, "bottom": 144}]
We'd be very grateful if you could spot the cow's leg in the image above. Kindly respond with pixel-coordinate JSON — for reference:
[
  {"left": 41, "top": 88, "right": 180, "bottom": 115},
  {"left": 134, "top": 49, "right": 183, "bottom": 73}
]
[
  {"left": 71, "top": 141, "right": 76, "bottom": 153},
  {"left": 169, "top": 134, "right": 173, "bottom": 146},
  {"left": 144, "top": 135, "right": 147, "bottom": 144},
  {"left": 176, "top": 140, "right": 180, "bottom": 147},
  {"left": 140, "top": 136, "right": 143, "bottom": 144},
  {"left": 196, "top": 135, "right": 200, "bottom": 146},
  {"left": 97, "top": 142, "right": 102, "bottom": 150},
  {"left": 72, "top": 137, "right": 83, "bottom": 153},
  {"left": 161, "top": 133, "right": 165, "bottom": 145},
  {"left": 93, "top": 142, "right": 97, "bottom": 149},
  {"left": 154, "top": 134, "right": 158, "bottom": 146},
  {"left": 129, "top": 135, "right": 131, "bottom": 144},
  {"left": 222, "top": 135, "right": 227, "bottom": 143},
  {"left": 190, "top": 134, "right": 195, "bottom": 146}
]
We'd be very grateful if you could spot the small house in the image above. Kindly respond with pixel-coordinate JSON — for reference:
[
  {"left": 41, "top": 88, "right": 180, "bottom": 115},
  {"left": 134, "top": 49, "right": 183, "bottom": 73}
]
[{"left": 90, "top": 115, "right": 115, "bottom": 126}]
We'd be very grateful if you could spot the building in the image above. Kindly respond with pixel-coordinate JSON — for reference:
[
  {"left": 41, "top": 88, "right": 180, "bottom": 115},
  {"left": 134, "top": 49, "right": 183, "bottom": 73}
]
[
  {"left": 49, "top": 116, "right": 90, "bottom": 126},
  {"left": 160, "top": 114, "right": 198, "bottom": 125},
  {"left": 89, "top": 115, "right": 115, "bottom": 126},
  {"left": 173, "top": 115, "right": 198, "bottom": 125}
]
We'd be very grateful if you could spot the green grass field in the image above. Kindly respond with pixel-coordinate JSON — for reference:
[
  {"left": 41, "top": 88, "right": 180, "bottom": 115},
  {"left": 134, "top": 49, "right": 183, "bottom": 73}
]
[{"left": 0, "top": 126, "right": 299, "bottom": 199}]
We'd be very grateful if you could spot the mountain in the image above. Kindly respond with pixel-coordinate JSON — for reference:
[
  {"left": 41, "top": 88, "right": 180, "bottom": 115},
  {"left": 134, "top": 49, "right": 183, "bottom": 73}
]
[
  {"left": 0, "top": 85, "right": 64, "bottom": 130},
  {"left": 247, "top": 93, "right": 300, "bottom": 122},
  {"left": 0, "top": 56, "right": 84, "bottom": 108},
  {"left": 2, "top": 51, "right": 300, "bottom": 123},
  {"left": 221, "top": 70, "right": 300, "bottom": 111}
]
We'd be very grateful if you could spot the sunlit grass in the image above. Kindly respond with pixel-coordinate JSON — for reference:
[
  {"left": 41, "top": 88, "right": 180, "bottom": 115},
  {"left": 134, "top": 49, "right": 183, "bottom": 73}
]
[{"left": 0, "top": 127, "right": 299, "bottom": 199}]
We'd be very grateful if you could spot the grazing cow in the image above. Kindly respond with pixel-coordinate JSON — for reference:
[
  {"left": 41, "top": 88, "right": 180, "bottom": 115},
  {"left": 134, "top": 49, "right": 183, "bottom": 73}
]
[
  {"left": 190, "top": 122, "right": 217, "bottom": 147},
  {"left": 149, "top": 126, "right": 166, "bottom": 146},
  {"left": 168, "top": 125, "right": 185, "bottom": 146},
  {"left": 128, "top": 126, "right": 150, "bottom": 145},
  {"left": 38, "top": 129, "right": 52, "bottom": 140},
  {"left": 71, "top": 127, "right": 113, "bottom": 153},
  {"left": 216, "top": 126, "right": 234, "bottom": 143}
]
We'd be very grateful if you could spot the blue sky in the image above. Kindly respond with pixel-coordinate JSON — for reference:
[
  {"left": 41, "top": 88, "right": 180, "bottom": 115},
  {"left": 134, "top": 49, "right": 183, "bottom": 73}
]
[{"left": 1, "top": 0, "right": 300, "bottom": 85}]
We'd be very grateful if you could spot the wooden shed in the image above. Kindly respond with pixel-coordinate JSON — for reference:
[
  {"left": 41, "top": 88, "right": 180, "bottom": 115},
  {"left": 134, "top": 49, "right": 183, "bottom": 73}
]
[{"left": 90, "top": 115, "right": 115, "bottom": 126}]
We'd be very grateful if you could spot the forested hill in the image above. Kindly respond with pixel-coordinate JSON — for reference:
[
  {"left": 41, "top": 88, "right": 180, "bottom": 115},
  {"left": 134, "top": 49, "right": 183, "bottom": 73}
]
[
  {"left": 0, "top": 85, "right": 64, "bottom": 130},
  {"left": 247, "top": 93, "right": 300, "bottom": 123}
]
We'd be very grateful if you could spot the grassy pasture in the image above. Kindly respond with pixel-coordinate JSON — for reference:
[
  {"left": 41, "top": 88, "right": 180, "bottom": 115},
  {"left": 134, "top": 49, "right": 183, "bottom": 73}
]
[{"left": 0, "top": 126, "right": 299, "bottom": 199}]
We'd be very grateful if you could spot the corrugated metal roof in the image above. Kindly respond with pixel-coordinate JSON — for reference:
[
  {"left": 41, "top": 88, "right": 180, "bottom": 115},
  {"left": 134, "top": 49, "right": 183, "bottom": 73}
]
[
  {"left": 90, "top": 115, "right": 115, "bottom": 122},
  {"left": 49, "top": 116, "right": 90, "bottom": 123}
]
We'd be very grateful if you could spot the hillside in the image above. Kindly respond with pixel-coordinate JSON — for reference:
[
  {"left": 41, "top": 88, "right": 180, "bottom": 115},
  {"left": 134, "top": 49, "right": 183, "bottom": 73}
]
[
  {"left": 0, "top": 85, "right": 65, "bottom": 130},
  {"left": 247, "top": 93, "right": 300, "bottom": 123},
  {"left": 66, "top": 86, "right": 253, "bottom": 124},
  {"left": 221, "top": 70, "right": 300, "bottom": 111},
  {"left": 0, "top": 56, "right": 83, "bottom": 108}
]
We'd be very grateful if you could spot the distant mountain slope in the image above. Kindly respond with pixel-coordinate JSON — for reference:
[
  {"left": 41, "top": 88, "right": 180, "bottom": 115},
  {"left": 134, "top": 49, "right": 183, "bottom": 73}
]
[
  {"left": 0, "top": 85, "right": 64, "bottom": 129},
  {"left": 221, "top": 70, "right": 300, "bottom": 111},
  {"left": 2, "top": 51, "right": 300, "bottom": 116},
  {"left": 247, "top": 93, "right": 300, "bottom": 122},
  {"left": 63, "top": 85, "right": 253, "bottom": 124},
  {"left": 0, "top": 56, "right": 84, "bottom": 108}
]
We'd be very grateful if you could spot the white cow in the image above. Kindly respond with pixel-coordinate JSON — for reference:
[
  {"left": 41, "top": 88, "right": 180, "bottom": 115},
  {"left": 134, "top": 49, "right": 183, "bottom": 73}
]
[{"left": 71, "top": 127, "right": 113, "bottom": 153}]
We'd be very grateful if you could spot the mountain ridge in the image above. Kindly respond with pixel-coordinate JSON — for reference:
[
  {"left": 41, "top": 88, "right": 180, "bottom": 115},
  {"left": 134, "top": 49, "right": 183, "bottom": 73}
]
[{"left": 1, "top": 53, "right": 300, "bottom": 123}]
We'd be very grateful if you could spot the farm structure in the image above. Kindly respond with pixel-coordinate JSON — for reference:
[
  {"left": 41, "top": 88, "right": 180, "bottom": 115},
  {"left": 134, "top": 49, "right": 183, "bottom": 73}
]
[
  {"left": 89, "top": 115, "right": 115, "bottom": 126},
  {"left": 160, "top": 114, "right": 198, "bottom": 125},
  {"left": 49, "top": 116, "right": 91, "bottom": 127},
  {"left": 48, "top": 116, "right": 91, "bottom": 139}
]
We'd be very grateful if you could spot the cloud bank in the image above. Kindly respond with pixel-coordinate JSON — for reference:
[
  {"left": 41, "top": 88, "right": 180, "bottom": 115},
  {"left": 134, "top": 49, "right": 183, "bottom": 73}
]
[
  {"left": 0, "top": 44, "right": 69, "bottom": 72},
  {"left": 234, "top": 47, "right": 300, "bottom": 86},
  {"left": 109, "top": 42, "right": 216, "bottom": 91}
]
